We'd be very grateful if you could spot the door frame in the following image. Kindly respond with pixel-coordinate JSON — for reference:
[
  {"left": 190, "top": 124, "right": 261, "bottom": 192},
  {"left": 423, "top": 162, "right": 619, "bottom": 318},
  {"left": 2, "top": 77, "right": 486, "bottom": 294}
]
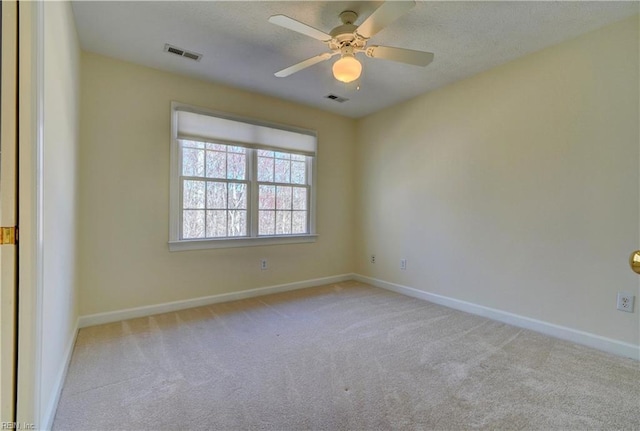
[
  {"left": 15, "top": 0, "right": 44, "bottom": 427},
  {"left": 0, "top": 0, "right": 19, "bottom": 422}
]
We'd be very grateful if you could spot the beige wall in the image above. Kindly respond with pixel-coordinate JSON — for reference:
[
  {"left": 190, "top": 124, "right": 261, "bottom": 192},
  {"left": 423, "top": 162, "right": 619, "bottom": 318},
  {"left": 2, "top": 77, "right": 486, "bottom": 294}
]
[
  {"left": 355, "top": 16, "right": 639, "bottom": 346},
  {"left": 41, "top": 0, "right": 81, "bottom": 426},
  {"left": 78, "top": 53, "right": 356, "bottom": 315}
]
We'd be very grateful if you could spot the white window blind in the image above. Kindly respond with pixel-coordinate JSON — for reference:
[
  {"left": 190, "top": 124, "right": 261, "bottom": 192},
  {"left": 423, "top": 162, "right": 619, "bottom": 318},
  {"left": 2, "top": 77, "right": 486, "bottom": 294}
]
[{"left": 176, "top": 109, "right": 317, "bottom": 156}]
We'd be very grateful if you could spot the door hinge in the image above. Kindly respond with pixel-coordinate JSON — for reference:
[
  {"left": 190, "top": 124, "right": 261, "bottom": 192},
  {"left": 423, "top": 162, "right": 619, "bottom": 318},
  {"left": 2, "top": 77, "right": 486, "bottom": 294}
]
[{"left": 0, "top": 227, "right": 17, "bottom": 245}]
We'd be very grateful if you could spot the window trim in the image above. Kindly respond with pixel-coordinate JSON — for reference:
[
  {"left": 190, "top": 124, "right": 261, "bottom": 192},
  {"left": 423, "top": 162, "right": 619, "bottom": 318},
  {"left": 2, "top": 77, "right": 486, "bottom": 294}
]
[{"left": 169, "top": 102, "right": 317, "bottom": 251}]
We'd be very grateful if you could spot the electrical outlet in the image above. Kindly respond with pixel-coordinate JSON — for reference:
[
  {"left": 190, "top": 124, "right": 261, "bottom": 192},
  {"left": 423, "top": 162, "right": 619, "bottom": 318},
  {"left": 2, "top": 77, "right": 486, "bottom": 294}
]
[
  {"left": 260, "top": 259, "right": 268, "bottom": 270},
  {"left": 616, "top": 292, "right": 634, "bottom": 313},
  {"left": 370, "top": 254, "right": 376, "bottom": 264},
  {"left": 400, "top": 259, "right": 407, "bottom": 270}
]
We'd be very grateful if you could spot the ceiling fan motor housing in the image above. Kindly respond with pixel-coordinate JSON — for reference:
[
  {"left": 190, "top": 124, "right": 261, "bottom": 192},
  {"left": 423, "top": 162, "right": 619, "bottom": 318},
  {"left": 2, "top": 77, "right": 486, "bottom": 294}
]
[
  {"left": 340, "top": 45, "right": 356, "bottom": 57},
  {"left": 328, "top": 11, "right": 367, "bottom": 51}
]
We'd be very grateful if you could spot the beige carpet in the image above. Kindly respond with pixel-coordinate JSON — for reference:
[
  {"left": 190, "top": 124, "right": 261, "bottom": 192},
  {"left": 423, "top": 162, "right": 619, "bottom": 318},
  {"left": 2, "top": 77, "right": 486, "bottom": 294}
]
[{"left": 53, "top": 281, "right": 640, "bottom": 430}]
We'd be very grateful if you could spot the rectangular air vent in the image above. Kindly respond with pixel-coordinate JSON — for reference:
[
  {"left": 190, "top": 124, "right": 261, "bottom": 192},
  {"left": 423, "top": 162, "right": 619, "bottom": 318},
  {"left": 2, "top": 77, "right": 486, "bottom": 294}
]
[
  {"left": 164, "top": 44, "right": 202, "bottom": 61},
  {"left": 325, "top": 94, "right": 349, "bottom": 103}
]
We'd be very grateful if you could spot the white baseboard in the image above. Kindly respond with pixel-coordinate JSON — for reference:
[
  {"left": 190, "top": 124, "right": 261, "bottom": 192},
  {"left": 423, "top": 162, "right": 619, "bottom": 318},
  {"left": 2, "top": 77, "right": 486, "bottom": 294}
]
[
  {"left": 354, "top": 274, "right": 640, "bottom": 361},
  {"left": 40, "top": 317, "right": 79, "bottom": 431},
  {"left": 78, "top": 274, "right": 353, "bottom": 328}
]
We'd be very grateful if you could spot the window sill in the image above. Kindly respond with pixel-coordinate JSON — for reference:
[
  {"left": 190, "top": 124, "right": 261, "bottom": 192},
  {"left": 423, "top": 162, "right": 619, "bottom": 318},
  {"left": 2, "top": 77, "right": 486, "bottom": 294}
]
[{"left": 168, "top": 234, "right": 318, "bottom": 251}]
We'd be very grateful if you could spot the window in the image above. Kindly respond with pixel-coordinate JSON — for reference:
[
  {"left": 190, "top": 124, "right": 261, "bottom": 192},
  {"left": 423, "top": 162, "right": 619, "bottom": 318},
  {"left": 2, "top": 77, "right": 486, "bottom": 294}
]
[
  {"left": 181, "top": 141, "right": 248, "bottom": 239},
  {"left": 170, "top": 103, "right": 317, "bottom": 251},
  {"left": 257, "top": 150, "right": 309, "bottom": 236}
]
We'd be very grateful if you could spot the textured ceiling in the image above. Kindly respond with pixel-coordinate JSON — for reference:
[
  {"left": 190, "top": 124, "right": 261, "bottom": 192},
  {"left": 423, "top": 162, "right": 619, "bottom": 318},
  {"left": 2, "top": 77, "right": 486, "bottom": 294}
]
[{"left": 71, "top": 1, "right": 639, "bottom": 118}]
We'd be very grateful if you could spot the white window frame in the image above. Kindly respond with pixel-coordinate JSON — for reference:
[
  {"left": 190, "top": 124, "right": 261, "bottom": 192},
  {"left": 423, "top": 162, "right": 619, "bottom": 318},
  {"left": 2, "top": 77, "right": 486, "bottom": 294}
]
[{"left": 169, "top": 102, "right": 317, "bottom": 251}]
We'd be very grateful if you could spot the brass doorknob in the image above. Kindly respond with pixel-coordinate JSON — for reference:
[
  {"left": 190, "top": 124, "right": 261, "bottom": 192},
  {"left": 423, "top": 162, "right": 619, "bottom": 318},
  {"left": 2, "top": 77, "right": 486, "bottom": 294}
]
[{"left": 630, "top": 251, "right": 640, "bottom": 274}]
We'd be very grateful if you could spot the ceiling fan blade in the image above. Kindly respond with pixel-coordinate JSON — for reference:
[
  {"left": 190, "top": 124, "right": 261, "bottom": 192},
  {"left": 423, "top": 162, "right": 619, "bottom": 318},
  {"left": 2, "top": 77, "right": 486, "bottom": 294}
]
[
  {"left": 366, "top": 45, "right": 434, "bottom": 67},
  {"left": 275, "top": 53, "right": 334, "bottom": 78},
  {"left": 356, "top": 1, "right": 416, "bottom": 39},
  {"left": 268, "top": 15, "right": 331, "bottom": 42}
]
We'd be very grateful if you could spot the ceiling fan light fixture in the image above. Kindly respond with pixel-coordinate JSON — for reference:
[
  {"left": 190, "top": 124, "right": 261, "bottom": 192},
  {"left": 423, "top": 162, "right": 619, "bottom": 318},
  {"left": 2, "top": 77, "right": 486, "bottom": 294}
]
[{"left": 332, "top": 54, "right": 362, "bottom": 83}]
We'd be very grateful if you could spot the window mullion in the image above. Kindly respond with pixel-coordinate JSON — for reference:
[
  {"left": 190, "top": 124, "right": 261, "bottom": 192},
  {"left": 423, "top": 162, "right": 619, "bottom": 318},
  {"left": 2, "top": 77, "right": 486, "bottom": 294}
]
[
  {"left": 288, "top": 160, "right": 293, "bottom": 234},
  {"left": 249, "top": 149, "right": 259, "bottom": 237}
]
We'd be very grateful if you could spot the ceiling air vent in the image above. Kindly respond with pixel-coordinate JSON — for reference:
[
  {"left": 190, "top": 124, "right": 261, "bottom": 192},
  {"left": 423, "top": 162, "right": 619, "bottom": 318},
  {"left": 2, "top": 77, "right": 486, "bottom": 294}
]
[
  {"left": 164, "top": 44, "right": 202, "bottom": 62},
  {"left": 325, "top": 94, "right": 349, "bottom": 103}
]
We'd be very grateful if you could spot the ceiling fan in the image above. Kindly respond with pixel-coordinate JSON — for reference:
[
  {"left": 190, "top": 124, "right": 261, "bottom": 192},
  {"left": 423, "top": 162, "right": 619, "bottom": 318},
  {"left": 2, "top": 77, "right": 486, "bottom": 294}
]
[{"left": 268, "top": 1, "right": 434, "bottom": 84}]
